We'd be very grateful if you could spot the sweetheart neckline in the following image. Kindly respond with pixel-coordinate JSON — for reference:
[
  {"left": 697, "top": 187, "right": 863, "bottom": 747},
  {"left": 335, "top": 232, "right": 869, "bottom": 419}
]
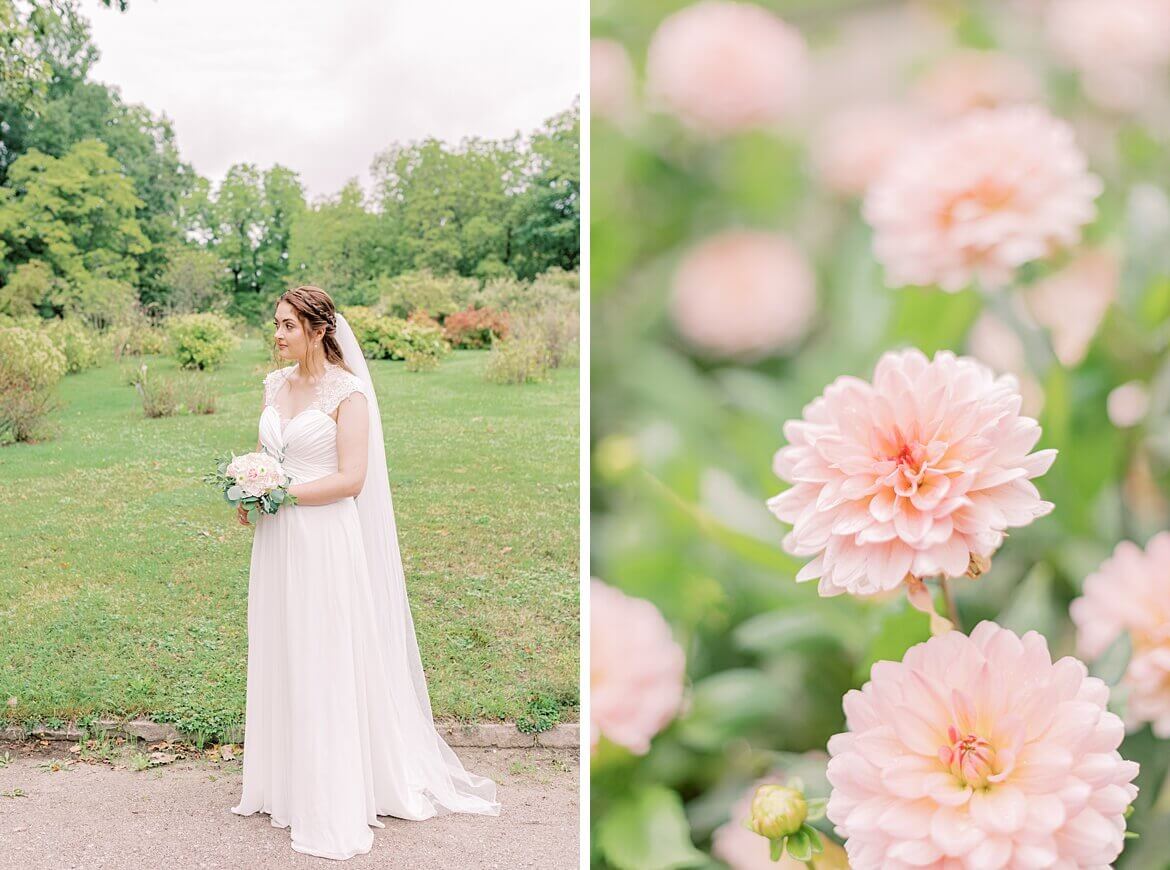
[{"left": 263, "top": 403, "right": 338, "bottom": 436}]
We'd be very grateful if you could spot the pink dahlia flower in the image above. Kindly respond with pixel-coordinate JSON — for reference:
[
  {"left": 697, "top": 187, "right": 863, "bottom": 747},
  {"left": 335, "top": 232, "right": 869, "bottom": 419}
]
[
  {"left": 827, "top": 622, "right": 1140, "bottom": 869},
  {"left": 645, "top": 1, "right": 807, "bottom": 135},
  {"left": 590, "top": 578, "right": 686, "bottom": 754},
  {"left": 712, "top": 777, "right": 850, "bottom": 869},
  {"left": 767, "top": 348, "right": 1056, "bottom": 597},
  {"left": 1071, "top": 533, "right": 1170, "bottom": 737},
  {"left": 864, "top": 106, "right": 1102, "bottom": 292},
  {"left": 1046, "top": 0, "right": 1170, "bottom": 112},
  {"left": 669, "top": 230, "right": 816, "bottom": 359},
  {"left": 914, "top": 50, "right": 1042, "bottom": 119}
]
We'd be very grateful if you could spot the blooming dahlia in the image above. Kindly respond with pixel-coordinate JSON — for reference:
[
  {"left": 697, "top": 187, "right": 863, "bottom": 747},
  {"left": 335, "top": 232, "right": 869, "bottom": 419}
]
[
  {"left": 767, "top": 348, "right": 1055, "bottom": 597},
  {"left": 1071, "top": 533, "right": 1170, "bottom": 737},
  {"left": 827, "top": 622, "right": 1139, "bottom": 869}
]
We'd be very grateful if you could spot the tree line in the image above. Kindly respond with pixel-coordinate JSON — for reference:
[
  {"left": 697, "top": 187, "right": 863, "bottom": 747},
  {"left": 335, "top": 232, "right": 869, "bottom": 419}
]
[{"left": 0, "top": 0, "right": 580, "bottom": 326}]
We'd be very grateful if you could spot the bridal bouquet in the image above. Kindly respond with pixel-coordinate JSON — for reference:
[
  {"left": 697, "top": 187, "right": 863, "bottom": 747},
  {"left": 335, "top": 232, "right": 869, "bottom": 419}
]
[{"left": 204, "top": 449, "right": 298, "bottom": 522}]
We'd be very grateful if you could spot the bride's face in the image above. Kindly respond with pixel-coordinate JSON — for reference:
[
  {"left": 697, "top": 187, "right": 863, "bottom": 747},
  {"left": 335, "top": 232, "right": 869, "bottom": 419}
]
[{"left": 272, "top": 301, "right": 320, "bottom": 362}]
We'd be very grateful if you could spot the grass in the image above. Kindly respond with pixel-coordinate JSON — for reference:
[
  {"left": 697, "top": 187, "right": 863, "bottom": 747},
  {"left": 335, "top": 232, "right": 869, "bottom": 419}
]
[{"left": 0, "top": 340, "right": 579, "bottom": 742}]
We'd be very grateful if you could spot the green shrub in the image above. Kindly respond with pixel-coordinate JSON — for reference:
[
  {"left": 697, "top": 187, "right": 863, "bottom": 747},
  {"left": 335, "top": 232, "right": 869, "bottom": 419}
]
[
  {"left": 42, "top": 318, "right": 102, "bottom": 373},
  {"left": 0, "top": 326, "right": 67, "bottom": 442},
  {"left": 474, "top": 269, "right": 580, "bottom": 314},
  {"left": 128, "top": 363, "right": 179, "bottom": 418},
  {"left": 164, "top": 312, "right": 238, "bottom": 370},
  {"left": 511, "top": 302, "right": 579, "bottom": 368},
  {"left": 484, "top": 334, "right": 552, "bottom": 385},
  {"left": 367, "top": 270, "right": 479, "bottom": 319},
  {"left": 405, "top": 348, "right": 440, "bottom": 372},
  {"left": 340, "top": 305, "right": 451, "bottom": 362},
  {"left": 109, "top": 307, "right": 168, "bottom": 360}
]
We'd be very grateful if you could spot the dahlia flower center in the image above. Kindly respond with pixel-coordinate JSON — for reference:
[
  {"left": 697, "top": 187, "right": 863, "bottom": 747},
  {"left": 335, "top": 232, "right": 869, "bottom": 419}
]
[
  {"left": 886, "top": 438, "right": 945, "bottom": 493},
  {"left": 940, "top": 178, "right": 1017, "bottom": 228},
  {"left": 939, "top": 725, "right": 998, "bottom": 788}
]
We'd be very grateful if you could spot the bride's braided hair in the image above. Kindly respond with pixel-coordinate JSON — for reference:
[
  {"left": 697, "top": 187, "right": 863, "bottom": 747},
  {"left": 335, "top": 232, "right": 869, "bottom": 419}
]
[{"left": 277, "top": 285, "right": 356, "bottom": 375}]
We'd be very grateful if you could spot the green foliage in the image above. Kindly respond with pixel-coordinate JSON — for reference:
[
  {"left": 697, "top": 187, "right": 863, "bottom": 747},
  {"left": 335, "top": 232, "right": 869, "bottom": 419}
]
[
  {"left": 369, "top": 269, "right": 478, "bottom": 320},
  {"left": 0, "top": 140, "right": 149, "bottom": 315},
  {"left": 596, "top": 786, "right": 706, "bottom": 870},
  {"left": 0, "top": 325, "right": 66, "bottom": 442},
  {"left": 516, "top": 692, "right": 561, "bottom": 733},
  {"left": 164, "top": 312, "right": 238, "bottom": 370},
  {"left": 160, "top": 244, "right": 230, "bottom": 315},
  {"left": 42, "top": 317, "right": 101, "bottom": 373},
  {"left": 338, "top": 305, "right": 450, "bottom": 362},
  {"left": 484, "top": 334, "right": 552, "bottom": 385},
  {"left": 108, "top": 306, "right": 167, "bottom": 359}
]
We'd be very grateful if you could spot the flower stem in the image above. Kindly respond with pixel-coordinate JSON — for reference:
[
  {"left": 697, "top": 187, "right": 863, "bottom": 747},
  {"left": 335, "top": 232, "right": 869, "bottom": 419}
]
[{"left": 940, "top": 577, "right": 962, "bottom": 633}]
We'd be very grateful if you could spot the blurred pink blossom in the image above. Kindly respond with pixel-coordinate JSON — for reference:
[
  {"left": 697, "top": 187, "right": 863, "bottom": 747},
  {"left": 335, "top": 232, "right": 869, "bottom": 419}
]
[
  {"left": 827, "top": 622, "right": 1140, "bottom": 868},
  {"left": 712, "top": 777, "right": 849, "bottom": 869},
  {"left": 966, "top": 312, "right": 1045, "bottom": 417},
  {"left": 591, "top": 39, "right": 636, "bottom": 125},
  {"left": 768, "top": 349, "right": 1055, "bottom": 597},
  {"left": 590, "top": 578, "right": 686, "bottom": 755},
  {"left": 1108, "top": 381, "right": 1150, "bottom": 428},
  {"left": 1025, "top": 248, "right": 1119, "bottom": 367},
  {"left": 864, "top": 106, "right": 1102, "bottom": 291},
  {"left": 669, "top": 230, "right": 816, "bottom": 359},
  {"left": 913, "top": 50, "right": 1042, "bottom": 118},
  {"left": 645, "top": 1, "right": 808, "bottom": 135},
  {"left": 1071, "top": 533, "right": 1170, "bottom": 737},
  {"left": 1046, "top": 0, "right": 1170, "bottom": 112},
  {"left": 813, "top": 103, "right": 930, "bottom": 196}
]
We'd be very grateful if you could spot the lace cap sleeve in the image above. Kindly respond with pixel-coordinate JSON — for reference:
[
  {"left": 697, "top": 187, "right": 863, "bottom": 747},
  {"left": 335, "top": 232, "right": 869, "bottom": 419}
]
[
  {"left": 263, "top": 365, "right": 293, "bottom": 406},
  {"left": 319, "top": 366, "right": 367, "bottom": 416}
]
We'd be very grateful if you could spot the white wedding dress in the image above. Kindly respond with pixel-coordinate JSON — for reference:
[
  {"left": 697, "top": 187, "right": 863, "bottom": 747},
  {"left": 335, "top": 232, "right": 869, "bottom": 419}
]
[{"left": 230, "top": 354, "right": 500, "bottom": 860}]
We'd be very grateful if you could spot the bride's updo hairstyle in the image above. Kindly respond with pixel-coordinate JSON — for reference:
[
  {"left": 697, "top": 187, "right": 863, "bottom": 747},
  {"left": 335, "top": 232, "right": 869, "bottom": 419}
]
[{"left": 277, "top": 285, "right": 356, "bottom": 375}]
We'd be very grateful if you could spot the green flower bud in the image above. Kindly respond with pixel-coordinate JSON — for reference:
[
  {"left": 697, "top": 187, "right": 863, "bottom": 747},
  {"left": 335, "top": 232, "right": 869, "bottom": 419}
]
[{"left": 747, "top": 784, "right": 807, "bottom": 840}]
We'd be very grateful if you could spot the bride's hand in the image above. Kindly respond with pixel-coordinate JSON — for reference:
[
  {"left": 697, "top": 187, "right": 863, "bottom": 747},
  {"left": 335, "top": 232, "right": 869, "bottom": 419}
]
[{"left": 237, "top": 504, "right": 250, "bottom": 526}]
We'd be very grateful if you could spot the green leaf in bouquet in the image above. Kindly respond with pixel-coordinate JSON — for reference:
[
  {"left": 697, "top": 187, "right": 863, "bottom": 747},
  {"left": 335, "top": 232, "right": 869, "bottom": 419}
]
[
  {"left": 226, "top": 485, "right": 243, "bottom": 501},
  {"left": 596, "top": 785, "right": 707, "bottom": 870},
  {"left": 271, "top": 488, "right": 285, "bottom": 504}
]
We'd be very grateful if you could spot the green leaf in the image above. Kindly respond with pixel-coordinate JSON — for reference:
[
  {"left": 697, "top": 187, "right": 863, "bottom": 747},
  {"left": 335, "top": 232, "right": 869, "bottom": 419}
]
[
  {"left": 769, "top": 838, "right": 785, "bottom": 861},
  {"left": 786, "top": 828, "right": 813, "bottom": 862},
  {"left": 800, "top": 824, "right": 824, "bottom": 854},
  {"left": 596, "top": 786, "right": 707, "bottom": 870}
]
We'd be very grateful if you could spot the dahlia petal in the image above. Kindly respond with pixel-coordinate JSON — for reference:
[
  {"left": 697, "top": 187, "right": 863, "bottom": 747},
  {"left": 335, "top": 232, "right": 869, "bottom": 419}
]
[{"left": 969, "top": 785, "right": 1027, "bottom": 834}]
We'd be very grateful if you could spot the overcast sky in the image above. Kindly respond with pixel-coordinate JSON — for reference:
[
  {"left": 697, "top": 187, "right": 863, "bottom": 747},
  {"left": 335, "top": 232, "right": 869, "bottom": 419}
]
[{"left": 81, "top": 0, "right": 581, "bottom": 201}]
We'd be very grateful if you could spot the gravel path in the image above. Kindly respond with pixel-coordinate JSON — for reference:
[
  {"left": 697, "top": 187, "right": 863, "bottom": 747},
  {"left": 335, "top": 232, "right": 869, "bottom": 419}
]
[{"left": 0, "top": 739, "right": 579, "bottom": 869}]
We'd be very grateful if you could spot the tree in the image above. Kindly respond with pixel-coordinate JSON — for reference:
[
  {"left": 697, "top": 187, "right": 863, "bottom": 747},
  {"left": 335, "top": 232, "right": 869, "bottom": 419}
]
[
  {"left": 287, "top": 179, "right": 386, "bottom": 303},
  {"left": 509, "top": 101, "right": 580, "bottom": 279},
  {"left": 184, "top": 163, "right": 306, "bottom": 322},
  {"left": 0, "top": 139, "right": 149, "bottom": 317}
]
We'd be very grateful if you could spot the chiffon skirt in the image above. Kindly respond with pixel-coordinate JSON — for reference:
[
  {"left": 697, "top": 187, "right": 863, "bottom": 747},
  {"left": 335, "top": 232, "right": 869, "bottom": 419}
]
[{"left": 230, "top": 497, "right": 448, "bottom": 860}]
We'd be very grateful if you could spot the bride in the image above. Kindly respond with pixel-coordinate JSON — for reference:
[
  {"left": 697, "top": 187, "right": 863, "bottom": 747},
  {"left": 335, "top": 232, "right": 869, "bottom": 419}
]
[{"left": 229, "top": 285, "right": 501, "bottom": 860}]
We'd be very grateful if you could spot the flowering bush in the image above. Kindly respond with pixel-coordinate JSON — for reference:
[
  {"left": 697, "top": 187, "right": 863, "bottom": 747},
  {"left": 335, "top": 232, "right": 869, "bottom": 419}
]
[
  {"left": 442, "top": 305, "right": 510, "bottom": 349},
  {"left": 164, "top": 312, "right": 238, "bottom": 370},
  {"left": 42, "top": 317, "right": 102, "bottom": 373},
  {"left": 0, "top": 325, "right": 67, "bottom": 443}
]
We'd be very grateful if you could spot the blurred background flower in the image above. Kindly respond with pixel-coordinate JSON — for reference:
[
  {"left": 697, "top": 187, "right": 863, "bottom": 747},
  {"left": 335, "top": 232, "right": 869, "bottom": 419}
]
[{"left": 591, "top": 0, "right": 1170, "bottom": 867}]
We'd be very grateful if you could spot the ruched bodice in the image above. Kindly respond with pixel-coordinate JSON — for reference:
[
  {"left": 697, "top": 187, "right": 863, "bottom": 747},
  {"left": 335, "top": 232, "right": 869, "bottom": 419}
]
[
  {"left": 259, "top": 405, "right": 339, "bottom": 484},
  {"left": 258, "top": 361, "right": 366, "bottom": 485}
]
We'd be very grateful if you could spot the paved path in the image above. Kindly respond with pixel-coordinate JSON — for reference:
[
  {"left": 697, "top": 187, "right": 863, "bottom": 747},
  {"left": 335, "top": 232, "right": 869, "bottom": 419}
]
[{"left": 0, "top": 739, "right": 579, "bottom": 868}]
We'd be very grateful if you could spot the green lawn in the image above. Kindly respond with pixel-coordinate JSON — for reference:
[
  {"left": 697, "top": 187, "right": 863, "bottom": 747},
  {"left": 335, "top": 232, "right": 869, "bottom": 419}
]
[{"left": 0, "top": 341, "right": 579, "bottom": 743}]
